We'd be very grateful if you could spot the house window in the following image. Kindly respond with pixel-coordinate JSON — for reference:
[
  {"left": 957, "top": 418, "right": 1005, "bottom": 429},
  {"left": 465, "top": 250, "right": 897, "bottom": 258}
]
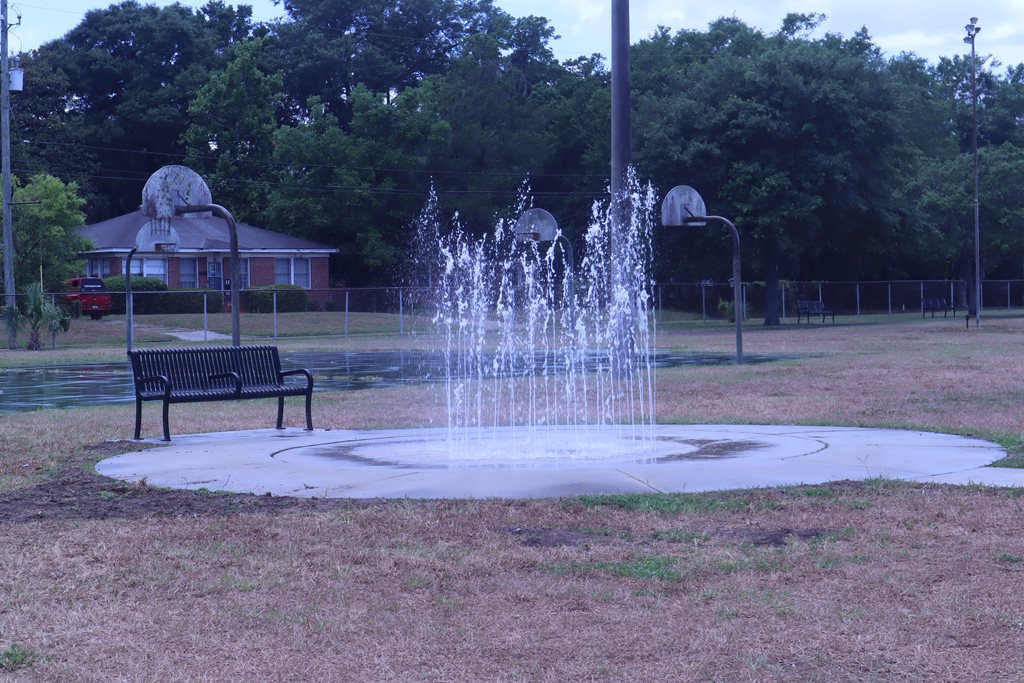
[
  {"left": 275, "top": 258, "right": 290, "bottom": 285},
  {"left": 274, "top": 257, "right": 311, "bottom": 289},
  {"left": 88, "top": 258, "right": 110, "bottom": 278},
  {"left": 130, "top": 257, "right": 167, "bottom": 283},
  {"left": 293, "top": 258, "right": 310, "bottom": 289},
  {"left": 179, "top": 258, "right": 198, "bottom": 289}
]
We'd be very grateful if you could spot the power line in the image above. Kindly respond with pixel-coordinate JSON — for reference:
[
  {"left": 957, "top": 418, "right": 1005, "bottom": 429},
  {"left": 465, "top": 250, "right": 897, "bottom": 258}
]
[{"left": 25, "top": 139, "right": 608, "bottom": 180}]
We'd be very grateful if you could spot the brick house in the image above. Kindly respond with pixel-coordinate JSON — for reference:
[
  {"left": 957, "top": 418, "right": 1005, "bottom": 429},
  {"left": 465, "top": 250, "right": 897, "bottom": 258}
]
[{"left": 77, "top": 210, "right": 337, "bottom": 303}]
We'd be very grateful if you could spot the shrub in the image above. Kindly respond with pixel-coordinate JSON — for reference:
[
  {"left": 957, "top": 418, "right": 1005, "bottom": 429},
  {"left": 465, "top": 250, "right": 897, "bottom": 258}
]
[
  {"left": 104, "top": 275, "right": 168, "bottom": 314},
  {"left": 162, "top": 290, "right": 225, "bottom": 314},
  {"left": 67, "top": 298, "right": 83, "bottom": 319},
  {"left": 242, "top": 284, "right": 307, "bottom": 313},
  {"left": 102, "top": 277, "right": 224, "bottom": 315}
]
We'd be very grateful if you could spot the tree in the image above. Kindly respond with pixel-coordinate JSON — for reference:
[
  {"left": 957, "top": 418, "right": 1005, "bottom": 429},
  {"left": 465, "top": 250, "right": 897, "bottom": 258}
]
[
  {"left": 266, "top": 86, "right": 449, "bottom": 281},
  {"left": 633, "top": 16, "right": 906, "bottom": 324},
  {"left": 11, "top": 174, "right": 88, "bottom": 292},
  {"left": 267, "top": 0, "right": 469, "bottom": 125},
  {"left": 28, "top": 1, "right": 256, "bottom": 219},
  {"left": 183, "top": 38, "right": 283, "bottom": 224}
]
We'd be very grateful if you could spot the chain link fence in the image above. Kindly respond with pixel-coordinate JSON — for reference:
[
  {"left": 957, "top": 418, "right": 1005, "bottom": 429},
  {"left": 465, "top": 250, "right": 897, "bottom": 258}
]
[
  {"left": 656, "top": 280, "right": 1024, "bottom": 321},
  {"left": 4, "top": 280, "right": 1023, "bottom": 349}
]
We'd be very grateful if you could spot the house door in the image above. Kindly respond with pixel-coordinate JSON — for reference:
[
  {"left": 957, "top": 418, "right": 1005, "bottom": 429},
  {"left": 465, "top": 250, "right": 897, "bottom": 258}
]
[{"left": 207, "top": 259, "right": 223, "bottom": 291}]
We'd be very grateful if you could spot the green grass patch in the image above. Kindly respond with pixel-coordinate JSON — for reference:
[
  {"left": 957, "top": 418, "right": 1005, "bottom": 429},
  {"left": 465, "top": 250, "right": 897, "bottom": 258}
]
[
  {"left": 863, "top": 476, "right": 913, "bottom": 492},
  {"left": 968, "top": 431, "right": 1024, "bottom": 468},
  {"left": 0, "top": 643, "right": 38, "bottom": 671},
  {"left": 652, "top": 529, "right": 708, "bottom": 543},
  {"left": 809, "top": 526, "right": 855, "bottom": 545},
  {"left": 784, "top": 486, "right": 836, "bottom": 498},
  {"left": 542, "top": 554, "right": 685, "bottom": 581},
  {"left": 577, "top": 492, "right": 773, "bottom": 514},
  {"left": 716, "top": 557, "right": 789, "bottom": 574}
]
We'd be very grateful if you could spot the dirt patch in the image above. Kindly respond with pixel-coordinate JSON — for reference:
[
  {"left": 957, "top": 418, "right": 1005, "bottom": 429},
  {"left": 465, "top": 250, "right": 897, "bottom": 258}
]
[
  {"left": 0, "top": 442, "right": 375, "bottom": 523},
  {"left": 499, "top": 526, "right": 609, "bottom": 547}
]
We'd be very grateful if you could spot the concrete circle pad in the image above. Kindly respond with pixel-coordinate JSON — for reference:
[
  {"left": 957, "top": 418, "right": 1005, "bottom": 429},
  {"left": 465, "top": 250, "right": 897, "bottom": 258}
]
[{"left": 95, "top": 425, "right": 1019, "bottom": 499}]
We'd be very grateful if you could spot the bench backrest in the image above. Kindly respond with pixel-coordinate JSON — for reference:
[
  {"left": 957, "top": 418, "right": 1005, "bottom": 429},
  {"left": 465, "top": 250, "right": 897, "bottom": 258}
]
[
  {"left": 797, "top": 300, "right": 823, "bottom": 312},
  {"left": 129, "top": 346, "right": 283, "bottom": 392},
  {"left": 235, "top": 345, "right": 284, "bottom": 386}
]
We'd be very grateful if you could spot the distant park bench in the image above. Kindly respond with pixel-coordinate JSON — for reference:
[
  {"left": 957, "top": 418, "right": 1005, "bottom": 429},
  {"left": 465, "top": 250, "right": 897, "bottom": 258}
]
[
  {"left": 922, "top": 297, "right": 956, "bottom": 318},
  {"left": 796, "top": 299, "right": 834, "bottom": 324},
  {"left": 129, "top": 345, "right": 314, "bottom": 441}
]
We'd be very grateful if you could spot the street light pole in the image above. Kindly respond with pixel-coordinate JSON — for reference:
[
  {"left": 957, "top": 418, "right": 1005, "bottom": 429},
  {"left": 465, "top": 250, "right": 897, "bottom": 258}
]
[{"left": 964, "top": 17, "right": 981, "bottom": 328}]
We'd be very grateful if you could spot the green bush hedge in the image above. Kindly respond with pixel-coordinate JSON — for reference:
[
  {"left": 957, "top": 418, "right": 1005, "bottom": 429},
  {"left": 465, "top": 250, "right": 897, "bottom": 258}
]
[
  {"left": 103, "top": 275, "right": 224, "bottom": 314},
  {"left": 104, "top": 275, "right": 167, "bottom": 314},
  {"left": 242, "top": 284, "right": 307, "bottom": 313},
  {"left": 163, "top": 289, "right": 225, "bottom": 314}
]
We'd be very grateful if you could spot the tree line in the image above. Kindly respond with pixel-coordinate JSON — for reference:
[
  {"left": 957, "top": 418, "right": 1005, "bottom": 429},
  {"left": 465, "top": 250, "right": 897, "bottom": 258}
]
[{"left": 7, "top": 2, "right": 1023, "bottom": 322}]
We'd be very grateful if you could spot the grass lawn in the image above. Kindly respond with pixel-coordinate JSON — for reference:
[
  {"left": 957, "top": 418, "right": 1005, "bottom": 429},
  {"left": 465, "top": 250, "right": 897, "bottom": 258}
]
[{"left": 2, "top": 313, "right": 1024, "bottom": 679}]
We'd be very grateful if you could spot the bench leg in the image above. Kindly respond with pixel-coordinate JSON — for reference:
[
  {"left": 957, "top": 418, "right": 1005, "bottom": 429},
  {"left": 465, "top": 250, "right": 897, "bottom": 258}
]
[
  {"left": 134, "top": 399, "right": 143, "bottom": 440},
  {"left": 161, "top": 401, "right": 171, "bottom": 442},
  {"left": 276, "top": 396, "right": 285, "bottom": 430},
  {"left": 304, "top": 391, "right": 313, "bottom": 431}
]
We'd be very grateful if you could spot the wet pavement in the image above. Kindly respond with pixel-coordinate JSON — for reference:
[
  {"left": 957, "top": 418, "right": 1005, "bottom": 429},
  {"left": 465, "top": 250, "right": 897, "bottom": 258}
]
[{"left": 0, "top": 350, "right": 796, "bottom": 412}]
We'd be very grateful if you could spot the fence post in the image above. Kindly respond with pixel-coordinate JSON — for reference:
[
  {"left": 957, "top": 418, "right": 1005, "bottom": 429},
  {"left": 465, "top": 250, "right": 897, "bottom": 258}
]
[
  {"left": 920, "top": 281, "right": 924, "bottom": 314},
  {"left": 888, "top": 283, "right": 892, "bottom": 315},
  {"left": 344, "top": 290, "right": 349, "bottom": 336},
  {"left": 701, "top": 282, "right": 706, "bottom": 322},
  {"left": 950, "top": 281, "right": 954, "bottom": 307},
  {"left": 856, "top": 283, "right": 861, "bottom": 317},
  {"left": 203, "top": 292, "right": 208, "bottom": 342},
  {"left": 781, "top": 284, "right": 786, "bottom": 321},
  {"left": 818, "top": 283, "right": 822, "bottom": 303},
  {"left": 273, "top": 289, "right": 278, "bottom": 339},
  {"left": 399, "top": 287, "right": 404, "bottom": 335},
  {"left": 1008, "top": 281, "right": 1011, "bottom": 311}
]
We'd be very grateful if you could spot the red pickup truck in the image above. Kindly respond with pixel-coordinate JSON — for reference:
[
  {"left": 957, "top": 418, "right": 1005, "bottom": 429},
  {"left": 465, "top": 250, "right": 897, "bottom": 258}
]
[{"left": 65, "top": 277, "right": 112, "bottom": 319}]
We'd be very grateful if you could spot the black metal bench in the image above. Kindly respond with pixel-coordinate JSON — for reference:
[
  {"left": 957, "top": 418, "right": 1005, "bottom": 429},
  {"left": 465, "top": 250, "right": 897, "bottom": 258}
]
[
  {"left": 128, "top": 345, "right": 314, "bottom": 441},
  {"left": 796, "top": 299, "right": 834, "bottom": 324},
  {"left": 922, "top": 297, "right": 955, "bottom": 318}
]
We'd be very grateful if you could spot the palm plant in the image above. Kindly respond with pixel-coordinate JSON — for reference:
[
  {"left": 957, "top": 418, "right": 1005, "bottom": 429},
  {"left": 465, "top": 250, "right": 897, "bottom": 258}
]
[{"left": 22, "top": 282, "right": 71, "bottom": 350}]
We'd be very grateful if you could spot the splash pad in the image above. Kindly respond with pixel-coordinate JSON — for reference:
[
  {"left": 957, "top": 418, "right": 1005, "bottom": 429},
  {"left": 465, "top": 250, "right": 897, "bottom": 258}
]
[
  {"left": 96, "top": 181, "right": 1009, "bottom": 496},
  {"left": 96, "top": 425, "right": 1007, "bottom": 498}
]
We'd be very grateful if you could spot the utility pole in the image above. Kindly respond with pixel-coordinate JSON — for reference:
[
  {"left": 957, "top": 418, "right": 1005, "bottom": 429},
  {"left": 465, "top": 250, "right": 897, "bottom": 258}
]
[
  {"left": 609, "top": 0, "right": 630, "bottom": 200},
  {"left": 1, "top": 0, "right": 14, "bottom": 349}
]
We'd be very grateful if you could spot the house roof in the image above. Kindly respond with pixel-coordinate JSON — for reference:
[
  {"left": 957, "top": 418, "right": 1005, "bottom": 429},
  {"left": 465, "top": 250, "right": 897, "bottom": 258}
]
[{"left": 79, "top": 211, "right": 337, "bottom": 254}]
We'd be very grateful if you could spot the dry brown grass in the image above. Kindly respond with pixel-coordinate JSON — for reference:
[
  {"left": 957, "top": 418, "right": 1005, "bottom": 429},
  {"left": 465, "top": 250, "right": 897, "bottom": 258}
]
[
  {"left": 4, "top": 485, "right": 1024, "bottom": 680},
  {"left": 4, "top": 314, "right": 1024, "bottom": 680}
]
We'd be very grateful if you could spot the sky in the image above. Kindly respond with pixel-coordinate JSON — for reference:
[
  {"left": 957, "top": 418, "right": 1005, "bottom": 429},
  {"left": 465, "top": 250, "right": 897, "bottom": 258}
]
[{"left": 8, "top": 0, "right": 1024, "bottom": 69}]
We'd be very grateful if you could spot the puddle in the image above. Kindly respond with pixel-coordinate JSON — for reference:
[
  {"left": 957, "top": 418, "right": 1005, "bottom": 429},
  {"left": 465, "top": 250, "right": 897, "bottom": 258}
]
[{"left": 0, "top": 350, "right": 799, "bottom": 413}]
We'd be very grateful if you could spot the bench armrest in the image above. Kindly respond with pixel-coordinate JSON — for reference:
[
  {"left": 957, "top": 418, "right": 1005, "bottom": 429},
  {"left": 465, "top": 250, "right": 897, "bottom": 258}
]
[
  {"left": 209, "top": 371, "right": 242, "bottom": 395},
  {"left": 136, "top": 374, "right": 171, "bottom": 400},
  {"left": 280, "top": 368, "right": 314, "bottom": 389}
]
